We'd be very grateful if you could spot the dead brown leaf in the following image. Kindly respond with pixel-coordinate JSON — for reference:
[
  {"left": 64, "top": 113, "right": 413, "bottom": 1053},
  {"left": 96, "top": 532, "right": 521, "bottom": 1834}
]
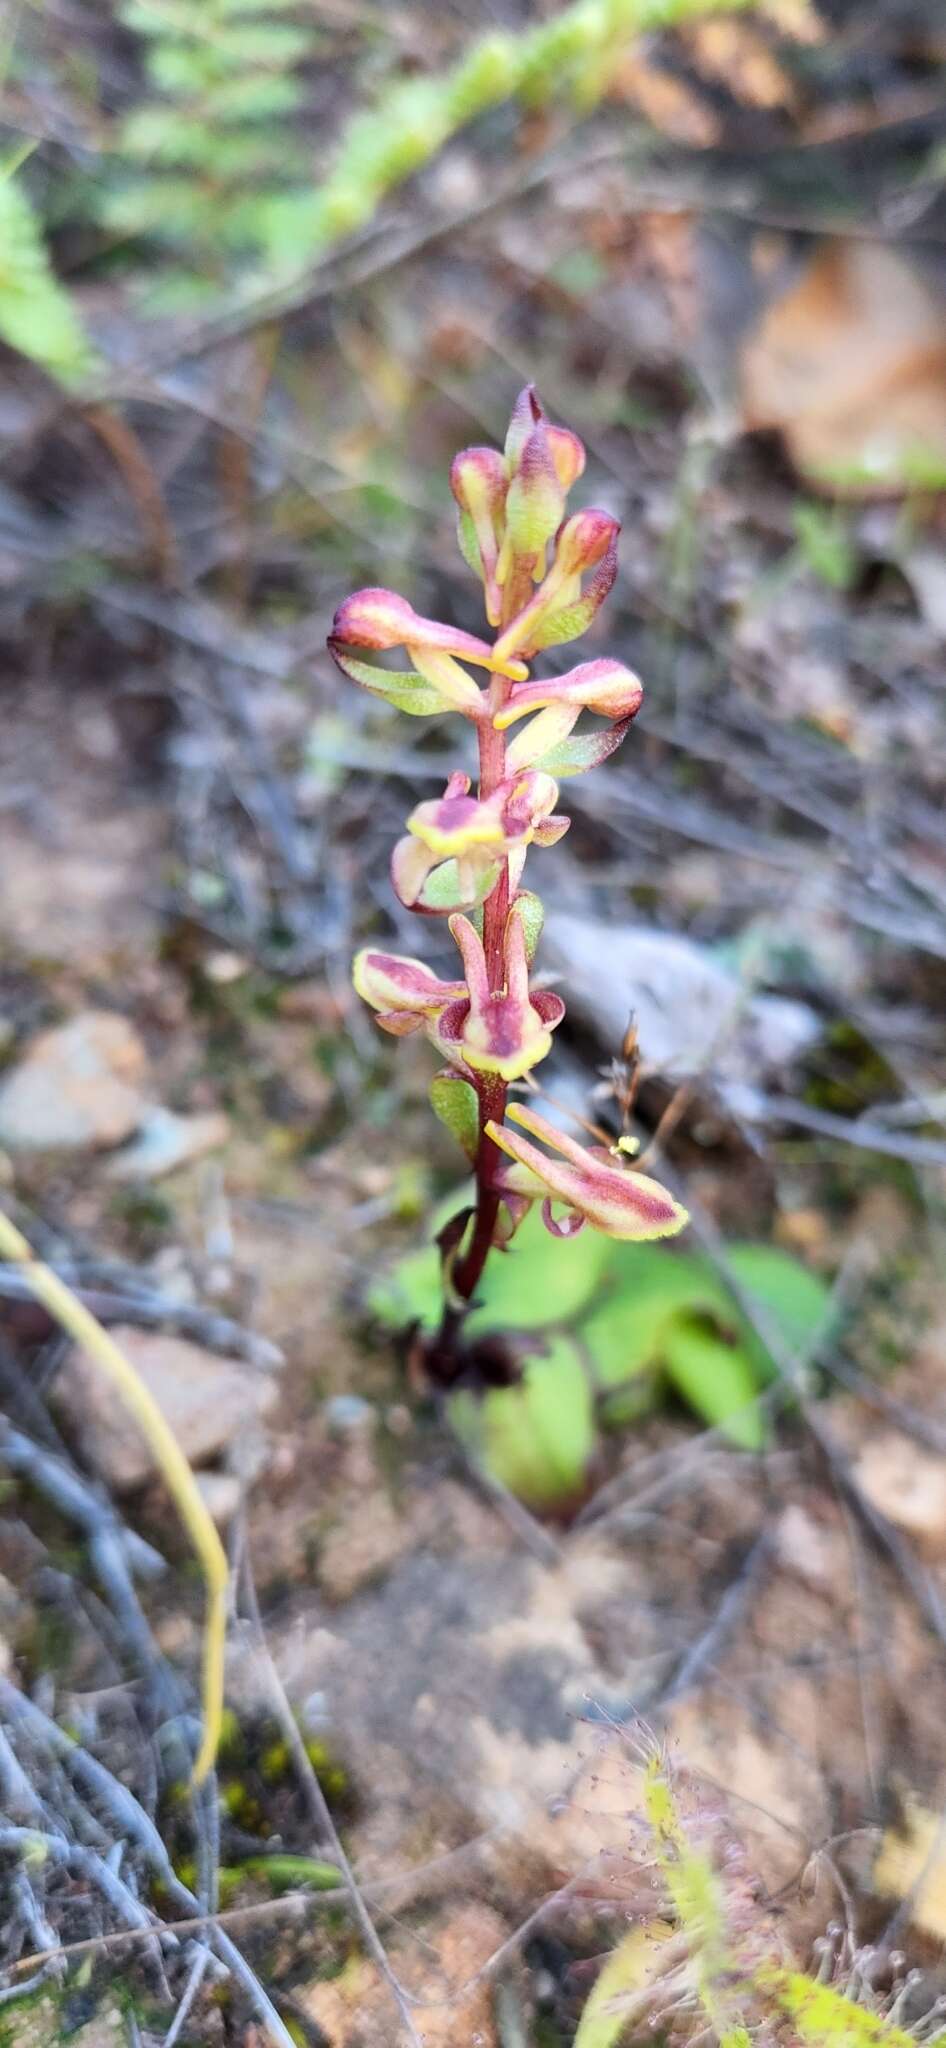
[
  {"left": 741, "top": 241, "right": 946, "bottom": 495},
  {"left": 614, "top": 50, "right": 719, "bottom": 145},
  {"left": 875, "top": 1797, "right": 946, "bottom": 1942},
  {"left": 687, "top": 17, "right": 797, "bottom": 110}
]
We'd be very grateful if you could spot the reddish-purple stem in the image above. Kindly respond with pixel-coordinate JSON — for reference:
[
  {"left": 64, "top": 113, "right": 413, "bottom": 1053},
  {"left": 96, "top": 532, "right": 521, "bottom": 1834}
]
[{"left": 449, "top": 565, "right": 531, "bottom": 1310}]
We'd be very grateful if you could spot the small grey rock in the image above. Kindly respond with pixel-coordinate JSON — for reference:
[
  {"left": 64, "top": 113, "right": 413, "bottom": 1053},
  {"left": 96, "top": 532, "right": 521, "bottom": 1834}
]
[
  {"left": 543, "top": 915, "right": 818, "bottom": 1088},
  {"left": 324, "top": 1394, "right": 374, "bottom": 1436},
  {"left": 105, "top": 1103, "right": 229, "bottom": 1180},
  {"left": 54, "top": 1325, "right": 279, "bottom": 1492},
  {"left": 0, "top": 1011, "right": 147, "bottom": 1152}
]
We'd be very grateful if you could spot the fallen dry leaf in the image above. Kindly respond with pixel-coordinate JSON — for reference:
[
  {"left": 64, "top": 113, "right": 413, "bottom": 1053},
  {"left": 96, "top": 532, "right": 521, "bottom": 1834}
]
[
  {"left": 875, "top": 1797, "right": 946, "bottom": 1942},
  {"left": 687, "top": 17, "right": 797, "bottom": 110},
  {"left": 741, "top": 241, "right": 946, "bottom": 495},
  {"left": 614, "top": 49, "right": 719, "bottom": 145}
]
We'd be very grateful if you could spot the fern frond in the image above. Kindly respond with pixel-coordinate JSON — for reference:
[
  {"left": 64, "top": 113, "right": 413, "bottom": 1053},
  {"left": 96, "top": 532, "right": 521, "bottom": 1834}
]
[
  {"left": 0, "top": 168, "right": 96, "bottom": 387},
  {"left": 109, "top": 0, "right": 799, "bottom": 288}
]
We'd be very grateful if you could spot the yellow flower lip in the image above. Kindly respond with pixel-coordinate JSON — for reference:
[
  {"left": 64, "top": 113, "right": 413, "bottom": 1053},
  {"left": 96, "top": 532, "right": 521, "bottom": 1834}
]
[
  {"left": 459, "top": 1007, "right": 553, "bottom": 1082},
  {"left": 436, "top": 908, "right": 565, "bottom": 1082},
  {"left": 410, "top": 813, "right": 507, "bottom": 857}
]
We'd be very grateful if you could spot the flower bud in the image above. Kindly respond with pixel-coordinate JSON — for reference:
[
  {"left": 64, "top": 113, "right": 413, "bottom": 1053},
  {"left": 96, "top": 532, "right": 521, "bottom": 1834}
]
[
  {"left": 504, "top": 383, "right": 543, "bottom": 471},
  {"left": 491, "top": 511, "right": 619, "bottom": 664},
  {"left": 502, "top": 419, "right": 565, "bottom": 577},
  {"left": 496, "top": 657, "right": 643, "bottom": 731},
  {"left": 331, "top": 585, "right": 526, "bottom": 687},
  {"left": 450, "top": 447, "right": 507, "bottom": 627},
  {"left": 352, "top": 949, "right": 465, "bottom": 1037}
]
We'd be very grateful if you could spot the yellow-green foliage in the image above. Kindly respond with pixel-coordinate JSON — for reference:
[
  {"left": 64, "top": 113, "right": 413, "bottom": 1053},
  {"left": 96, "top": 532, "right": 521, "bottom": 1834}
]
[
  {"left": 107, "top": 0, "right": 762, "bottom": 288},
  {"left": 576, "top": 1743, "right": 943, "bottom": 2046},
  {"left": 261, "top": 0, "right": 757, "bottom": 274},
  {"left": 573, "top": 1922, "right": 675, "bottom": 2048},
  {"left": 1, "top": 0, "right": 789, "bottom": 383},
  {"left": 0, "top": 164, "right": 96, "bottom": 385},
  {"left": 2, "top": 0, "right": 775, "bottom": 367},
  {"left": 102, "top": 0, "right": 320, "bottom": 289},
  {"left": 761, "top": 1968, "right": 936, "bottom": 2046},
  {"left": 642, "top": 1752, "right": 750, "bottom": 2045}
]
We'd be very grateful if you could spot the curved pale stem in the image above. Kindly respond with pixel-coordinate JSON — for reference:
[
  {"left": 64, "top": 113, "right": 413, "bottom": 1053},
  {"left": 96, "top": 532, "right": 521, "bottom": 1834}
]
[{"left": 0, "top": 1206, "right": 228, "bottom": 1784}]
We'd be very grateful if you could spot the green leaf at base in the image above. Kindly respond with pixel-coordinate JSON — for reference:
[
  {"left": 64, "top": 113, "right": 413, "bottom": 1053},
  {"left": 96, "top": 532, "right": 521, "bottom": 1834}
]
[
  {"left": 663, "top": 1317, "right": 766, "bottom": 1452},
  {"left": 450, "top": 1332, "right": 596, "bottom": 1508},
  {"left": 727, "top": 1244, "right": 834, "bottom": 1378},
  {"left": 465, "top": 1202, "right": 612, "bottom": 1334}
]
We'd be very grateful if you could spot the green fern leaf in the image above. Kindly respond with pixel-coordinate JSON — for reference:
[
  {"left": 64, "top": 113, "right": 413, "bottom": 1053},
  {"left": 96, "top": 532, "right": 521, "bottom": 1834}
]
[{"left": 0, "top": 172, "right": 96, "bottom": 387}]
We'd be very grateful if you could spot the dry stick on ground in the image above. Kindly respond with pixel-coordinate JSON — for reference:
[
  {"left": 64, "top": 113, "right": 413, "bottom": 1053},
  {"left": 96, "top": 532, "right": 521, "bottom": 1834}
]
[
  {"left": 2, "top": 114, "right": 595, "bottom": 524},
  {"left": 825, "top": 1353, "right": 946, "bottom": 1458},
  {"left": 162, "top": 1937, "right": 214, "bottom": 2048},
  {"left": 236, "top": 1524, "right": 426, "bottom": 2048},
  {"left": 656, "top": 1527, "right": 774, "bottom": 1712},
  {"left": 737, "top": 1096, "right": 946, "bottom": 1168},
  {"left": 0, "top": 1423, "right": 182, "bottom": 1729},
  {"left": 0, "top": 1260, "right": 284, "bottom": 1372},
  {"left": 0, "top": 1827, "right": 508, "bottom": 1985},
  {"left": 216, "top": 323, "right": 281, "bottom": 613},
  {"left": 0, "top": 1685, "right": 298, "bottom": 2047},
  {"left": 83, "top": 404, "right": 179, "bottom": 584}
]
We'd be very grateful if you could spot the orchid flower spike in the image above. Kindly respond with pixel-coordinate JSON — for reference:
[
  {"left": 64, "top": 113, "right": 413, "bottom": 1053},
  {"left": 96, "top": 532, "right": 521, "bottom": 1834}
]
[{"left": 332, "top": 383, "right": 687, "bottom": 1344}]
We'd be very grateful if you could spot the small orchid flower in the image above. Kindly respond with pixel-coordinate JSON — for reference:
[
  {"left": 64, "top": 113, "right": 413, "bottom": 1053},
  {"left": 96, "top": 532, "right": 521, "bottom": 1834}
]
[
  {"left": 486, "top": 1103, "right": 689, "bottom": 1242},
  {"left": 332, "top": 384, "right": 686, "bottom": 1356},
  {"left": 330, "top": 586, "right": 526, "bottom": 722},
  {"left": 436, "top": 906, "right": 565, "bottom": 1082},
  {"left": 499, "top": 656, "right": 644, "bottom": 774},
  {"left": 352, "top": 948, "right": 465, "bottom": 1037},
  {"left": 391, "top": 769, "right": 567, "bottom": 913}
]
